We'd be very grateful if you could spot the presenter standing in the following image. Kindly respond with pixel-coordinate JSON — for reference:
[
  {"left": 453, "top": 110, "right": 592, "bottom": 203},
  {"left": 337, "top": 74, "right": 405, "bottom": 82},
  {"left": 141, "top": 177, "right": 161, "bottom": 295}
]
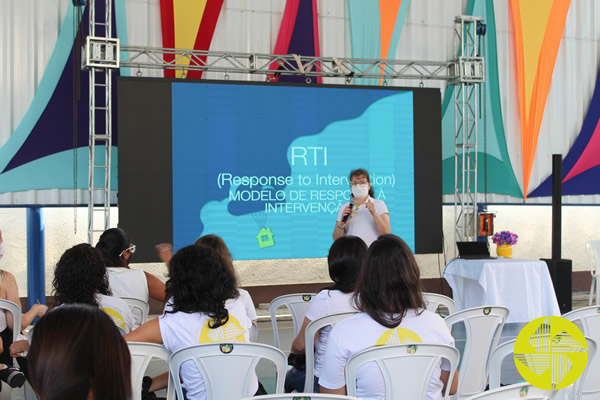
[{"left": 333, "top": 168, "right": 391, "bottom": 246}]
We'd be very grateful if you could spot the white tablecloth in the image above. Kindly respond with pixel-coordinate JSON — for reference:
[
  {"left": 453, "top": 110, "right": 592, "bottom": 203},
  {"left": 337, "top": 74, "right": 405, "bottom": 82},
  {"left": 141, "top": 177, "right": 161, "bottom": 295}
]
[{"left": 443, "top": 258, "right": 561, "bottom": 323}]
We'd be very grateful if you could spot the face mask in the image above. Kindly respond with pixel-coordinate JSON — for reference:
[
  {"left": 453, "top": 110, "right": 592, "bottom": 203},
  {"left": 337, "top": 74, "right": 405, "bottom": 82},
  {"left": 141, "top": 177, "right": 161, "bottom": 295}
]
[
  {"left": 352, "top": 184, "right": 369, "bottom": 199},
  {"left": 0, "top": 242, "right": 4, "bottom": 260}
]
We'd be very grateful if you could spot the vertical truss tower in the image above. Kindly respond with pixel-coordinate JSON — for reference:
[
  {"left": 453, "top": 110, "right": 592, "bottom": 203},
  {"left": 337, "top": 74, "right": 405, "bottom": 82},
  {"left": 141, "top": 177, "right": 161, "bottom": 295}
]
[
  {"left": 82, "top": 0, "right": 119, "bottom": 244},
  {"left": 452, "top": 15, "right": 485, "bottom": 247}
]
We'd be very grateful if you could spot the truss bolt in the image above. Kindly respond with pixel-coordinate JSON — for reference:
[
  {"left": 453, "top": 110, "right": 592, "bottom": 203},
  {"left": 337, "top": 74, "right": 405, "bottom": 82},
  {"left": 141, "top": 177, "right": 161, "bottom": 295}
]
[
  {"left": 305, "top": 77, "right": 312, "bottom": 84},
  {"left": 224, "top": 73, "right": 230, "bottom": 80}
]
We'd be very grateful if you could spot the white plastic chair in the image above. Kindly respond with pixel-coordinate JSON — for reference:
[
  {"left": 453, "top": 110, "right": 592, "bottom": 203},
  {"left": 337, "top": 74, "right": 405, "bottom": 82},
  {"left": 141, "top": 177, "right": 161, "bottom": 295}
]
[
  {"left": 303, "top": 311, "right": 358, "bottom": 392},
  {"left": 269, "top": 293, "right": 315, "bottom": 349},
  {"left": 488, "top": 338, "right": 517, "bottom": 389},
  {"left": 0, "top": 299, "right": 22, "bottom": 343},
  {"left": 345, "top": 343, "right": 459, "bottom": 400},
  {"left": 245, "top": 395, "right": 361, "bottom": 400},
  {"left": 0, "top": 300, "right": 37, "bottom": 400},
  {"left": 585, "top": 241, "right": 600, "bottom": 305},
  {"left": 128, "top": 342, "right": 174, "bottom": 400},
  {"left": 464, "top": 382, "right": 556, "bottom": 399},
  {"left": 119, "top": 297, "right": 150, "bottom": 329},
  {"left": 562, "top": 306, "right": 600, "bottom": 399},
  {"left": 444, "top": 305, "right": 509, "bottom": 399},
  {"left": 168, "top": 342, "right": 287, "bottom": 399},
  {"left": 423, "top": 293, "right": 456, "bottom": 315}
]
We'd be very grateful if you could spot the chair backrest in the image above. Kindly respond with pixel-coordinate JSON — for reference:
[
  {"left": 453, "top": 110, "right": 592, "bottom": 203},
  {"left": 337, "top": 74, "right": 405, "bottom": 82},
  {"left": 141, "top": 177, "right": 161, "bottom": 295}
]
[
  {"left": 586, "top": 240, "right": 600, "bottom": 275},
  {"left": 269, "top": 293, "right": 315, "bottom": 349},
  {"left": 168, "top": 342, "right": 287, "bottom": 399},
  {"left": 303, "top": 311, "right": 358, "bottom": 392},
  {"left": 562, "top": 306, "right": 600, "bottom": 398},
  {"left": 250, "top": 320, "right": 258, "bottom": 342},
  {"left": 423, "top": 293, "right": 456, "bottom": 315},
  {"left": 444, "top": 305, "right": 509, "bottom": 398},
  {"left": 128, "top": 342, "right": 174, "bottom": 400},
  {"left": 488, "top": 338, "right": 516, "bottom": 390},
  {"left": 345, "top": 343, "right": 459, "bottom": 400},
  {"left": 119, "top": 297, "right": 150, "bottom": 329},
  {"left": 0, "top": 299, "right": 22, "bottom": 343},
  {"left": 464, "top": 382, "right": 556, "bottom": 399},
  {"left": 245, "top": 394, "right": 361, "bottom": 400}
]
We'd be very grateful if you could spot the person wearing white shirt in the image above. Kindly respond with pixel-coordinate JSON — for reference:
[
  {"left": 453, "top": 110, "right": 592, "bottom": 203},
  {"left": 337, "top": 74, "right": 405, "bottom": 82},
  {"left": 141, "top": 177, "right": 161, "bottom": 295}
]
[
  {"left": 319, "top": 234, "right": 459, "bottom": 400},
  {"left": 333, "top": 168, "right": 391, "bottom": 247},
  {"left": 125, "top": 244, "right": 262, "bottom": 400},
  {"left": 285, "top": 235, "right": 367, "bottom": 392},
  {"left": 52, "top": 243, "right": 135, "bottom": 334}
]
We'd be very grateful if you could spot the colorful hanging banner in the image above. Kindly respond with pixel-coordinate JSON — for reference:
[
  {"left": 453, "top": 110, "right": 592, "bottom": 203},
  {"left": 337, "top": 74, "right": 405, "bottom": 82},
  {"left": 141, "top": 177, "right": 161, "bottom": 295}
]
[
  {"left": 347, "top": 0, "right": 410, "bottom": 86},
  {"left": 510, "top": 0, "right": 571, "bottom": 198},
  {"left": 441, "top": 0, "right": 522, "bottom": 198},
  {"left": 529, "top": 68, "right": 600, "bottom": 197},
  {"left": 159, "top": 0, "right": 224, "bottom": 79},
  {"left": 269, "top": 0, "right": 322, "bottom": 84}
]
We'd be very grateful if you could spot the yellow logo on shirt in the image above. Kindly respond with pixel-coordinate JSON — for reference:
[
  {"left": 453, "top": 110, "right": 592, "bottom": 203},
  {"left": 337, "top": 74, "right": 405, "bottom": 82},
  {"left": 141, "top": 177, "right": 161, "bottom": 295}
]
[
  {"left": 199, "top": 314, "right": 247, "bottom": 343},
  {"left": 514, "top": 316, "right": 588, "bottom": 390},
  {"left": 376, "top": 328, "right": 422, "bottom": 346},
  {"left": 101, "top": 307, "right": 127, "bottom": 332}
]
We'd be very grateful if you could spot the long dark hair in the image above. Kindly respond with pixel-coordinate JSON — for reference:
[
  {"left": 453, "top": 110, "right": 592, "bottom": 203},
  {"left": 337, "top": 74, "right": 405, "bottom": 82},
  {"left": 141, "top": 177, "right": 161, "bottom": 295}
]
[
  {"left": 52, "top": 243, "right": 111, "bottom": 306},
  {"left": 350, "top": 168, "right": 375, "bottom": 198},
  {"left": 96, "top": 228, "right": 131, "bottom": 268},
  {"left": 29, "top": 304, "right": 131, "bottom": 400},
  {"left": 324, "top": 236, "right": 367, "bottom": 293},
  {"left": 164, "top": 244, "right": 239, "bottom": 329},
  {"left": 354, "top": 234, "right": 425, "bottom": 328},
  {"left": 194, "top": 234, "right": 236, "bottom": 276}
]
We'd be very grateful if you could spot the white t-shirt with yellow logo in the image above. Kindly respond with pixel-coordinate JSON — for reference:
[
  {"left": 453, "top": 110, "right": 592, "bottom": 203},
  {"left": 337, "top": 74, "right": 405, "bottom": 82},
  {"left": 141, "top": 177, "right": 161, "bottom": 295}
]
[
  {"left": 97, "top": 293, "right": 135, "bottom": 334},
  {"left": 159, "top": 296, "right": 255, "bottom": 400},
  {"left": 318, "top": 309, "right": 454, "bottom": 400}
]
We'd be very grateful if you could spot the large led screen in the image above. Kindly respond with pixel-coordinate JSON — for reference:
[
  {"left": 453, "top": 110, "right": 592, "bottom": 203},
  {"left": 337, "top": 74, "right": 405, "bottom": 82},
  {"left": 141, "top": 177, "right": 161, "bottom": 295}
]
[{"left": 118, "top": 78, "right": 442, "bottom": 262}]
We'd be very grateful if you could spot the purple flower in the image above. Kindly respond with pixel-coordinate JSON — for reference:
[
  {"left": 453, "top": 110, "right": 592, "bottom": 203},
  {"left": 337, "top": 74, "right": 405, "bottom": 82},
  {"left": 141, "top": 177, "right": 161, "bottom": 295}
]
[{"left": 492, "top": 231, "right": 518, "bottom": 246}]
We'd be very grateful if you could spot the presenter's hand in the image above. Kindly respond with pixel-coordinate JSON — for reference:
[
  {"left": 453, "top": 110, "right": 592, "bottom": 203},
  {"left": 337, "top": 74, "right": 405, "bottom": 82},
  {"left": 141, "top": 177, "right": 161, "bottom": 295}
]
[
  {"left": 366, "top": 199, "right": 376, "bottom": 215},
  {"left": 342, "top": 204, "right": 353, "bottom": 218}
]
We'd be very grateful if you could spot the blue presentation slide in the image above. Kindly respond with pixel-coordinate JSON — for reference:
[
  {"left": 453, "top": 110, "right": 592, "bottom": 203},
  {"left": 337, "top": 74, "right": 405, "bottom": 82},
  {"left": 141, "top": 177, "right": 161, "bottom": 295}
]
[{"left": 172, "top": 82, "right": 414, "bottom": 260}]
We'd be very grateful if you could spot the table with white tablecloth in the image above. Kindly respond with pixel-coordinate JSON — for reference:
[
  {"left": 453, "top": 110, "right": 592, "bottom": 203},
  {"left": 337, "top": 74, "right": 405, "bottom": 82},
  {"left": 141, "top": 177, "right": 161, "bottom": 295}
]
[{"left": 443, "top": 258, "right": 561, "bottom": 323}]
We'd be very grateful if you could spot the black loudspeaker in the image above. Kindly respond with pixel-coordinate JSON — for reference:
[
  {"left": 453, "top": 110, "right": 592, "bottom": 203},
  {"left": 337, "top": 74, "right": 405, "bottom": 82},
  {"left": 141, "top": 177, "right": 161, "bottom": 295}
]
[{"left": 541, "top": 258, "right": 572, "bottom": 313}]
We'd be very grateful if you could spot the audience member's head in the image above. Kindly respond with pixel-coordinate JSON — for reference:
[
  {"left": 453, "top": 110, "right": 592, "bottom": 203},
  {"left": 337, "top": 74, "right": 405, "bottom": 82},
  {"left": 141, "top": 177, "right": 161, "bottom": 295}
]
[
  {"left": 355, "top": 234, "right": 425, "bottom": 328},
  {"left": 96, "top": 228, "right": 134, "bottom": 267},
  {"left": 327, "top": 235, "right": 368, "bottom": 293},
  {"left": 29, "top": 304, "right": 131, "bottom": 400},
  {"left": 52, "top": 243, "right": 111, "bottom": 306},
  {"left": 165, "top": 244, "right": 238, "bottom": 328},
  {"left": 194, "top": 234, "right": 235, "bottom": 273}
]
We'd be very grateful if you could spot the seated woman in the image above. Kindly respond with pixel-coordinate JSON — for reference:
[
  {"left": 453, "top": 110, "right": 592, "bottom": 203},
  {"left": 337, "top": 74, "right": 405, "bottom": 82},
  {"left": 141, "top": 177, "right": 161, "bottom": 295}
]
[
  {"left": 285, "top": 235, "right": 367, "bottom": 393},
  {"left": 53, "top": 243, "right": 135, "bottom": 334},
  {"left": 96, "top": 228, "right": 166, "bottom": 303},
  {"left": 319, "top": 234, "right": 458, "bottom": 400},
  {"left": 194, "top": 234, "right": 257, "bottom": 325},
  {"left": 0, "top": 230, "right": 47, "bottom": 388},
  {"left": 28, "top": 304, "right": 131, "bottom": 400},
  {"left": 125, "top": 244, "right": 257, "bottom": 400}
]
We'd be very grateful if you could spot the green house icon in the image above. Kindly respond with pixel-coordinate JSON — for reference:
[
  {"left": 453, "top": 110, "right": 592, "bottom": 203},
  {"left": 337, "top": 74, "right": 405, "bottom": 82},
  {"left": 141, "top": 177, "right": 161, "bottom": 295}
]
[{"left": 256, "top": 227, "right": 275, "bottom": 248}]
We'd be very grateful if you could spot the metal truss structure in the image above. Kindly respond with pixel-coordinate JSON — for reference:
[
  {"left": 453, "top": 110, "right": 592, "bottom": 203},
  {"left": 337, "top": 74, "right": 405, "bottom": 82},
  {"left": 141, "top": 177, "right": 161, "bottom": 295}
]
[
  {"left": 452, "top": 16, "right": 485, "bottom": 248},
  {"left": 81, "top": 1, "right": 484, "bottom": 248}
]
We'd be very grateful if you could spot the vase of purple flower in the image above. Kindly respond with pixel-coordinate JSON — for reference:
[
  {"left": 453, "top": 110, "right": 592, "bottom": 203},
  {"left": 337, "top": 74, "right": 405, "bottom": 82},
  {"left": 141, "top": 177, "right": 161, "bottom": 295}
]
[{"left": 492, "top": 231, "right": 518, "bottom": 258}]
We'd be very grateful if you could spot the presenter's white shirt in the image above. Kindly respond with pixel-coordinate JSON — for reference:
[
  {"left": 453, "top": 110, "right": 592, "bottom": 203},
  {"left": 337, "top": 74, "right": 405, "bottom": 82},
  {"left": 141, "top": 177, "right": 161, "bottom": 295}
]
[
  {"left": 159, "top": 296, "right": 256, "bottom": 400},
  {"left": 304, "top": 290, "right": 357, "bottom": 378},
  {"left": 337, "top": 197, "right": 389, "bottom": 247},
  {"left": 319, "top": 309, "right": 454, "bottom": 400},
  {"left": 97, "top": 293, "right": 136, "bottom": 334},
  {"left": 107, "top": 267, "right": 149, "bottom": 302}
]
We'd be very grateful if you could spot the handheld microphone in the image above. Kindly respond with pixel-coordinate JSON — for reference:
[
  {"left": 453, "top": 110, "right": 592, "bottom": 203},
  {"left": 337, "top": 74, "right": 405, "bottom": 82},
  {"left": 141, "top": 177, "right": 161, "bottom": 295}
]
[{"left": 341, "top": 198, "right": 356, "bottom": 225}]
